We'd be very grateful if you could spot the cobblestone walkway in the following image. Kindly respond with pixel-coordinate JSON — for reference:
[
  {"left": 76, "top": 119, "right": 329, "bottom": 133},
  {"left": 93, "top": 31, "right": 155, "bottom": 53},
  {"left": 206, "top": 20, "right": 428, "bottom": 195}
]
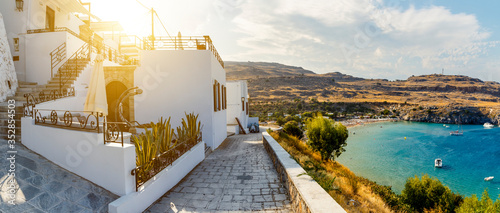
[
  {"left": 147, "top": 133, "right": 292, "bottom": 212},
  {"left": 0, "top": 139, "right": 118, "bottom": 212}
]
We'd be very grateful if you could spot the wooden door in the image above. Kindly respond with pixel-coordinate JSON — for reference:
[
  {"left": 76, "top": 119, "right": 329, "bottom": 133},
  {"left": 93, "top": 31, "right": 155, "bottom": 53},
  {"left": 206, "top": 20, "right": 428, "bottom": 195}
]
[{"left": 46, "top": 6, "right": 55, "bottom": 31}]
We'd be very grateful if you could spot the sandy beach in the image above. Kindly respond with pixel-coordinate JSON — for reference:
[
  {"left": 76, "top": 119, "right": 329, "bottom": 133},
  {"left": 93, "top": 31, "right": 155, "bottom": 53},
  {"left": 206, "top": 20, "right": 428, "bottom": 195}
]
[{"left": 340, "top": 118, "right": 397, "bottom": 128}]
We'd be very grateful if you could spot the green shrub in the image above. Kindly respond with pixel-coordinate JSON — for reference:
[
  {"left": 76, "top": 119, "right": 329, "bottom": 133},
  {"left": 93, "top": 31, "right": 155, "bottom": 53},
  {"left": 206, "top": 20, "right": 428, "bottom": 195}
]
[
  {"left": 305, "top": 114, "right": 348, "bottom": 161},
  {"left": 283, "top": 121, "right": 303, "bottom": 139},
  {"left": 401, "top": 174, "right": 463, "bottom": 213},
  {"left": 176, "top": 112, "right": 202, "bottom": 145},
  {"left": 276, "top": 116, "right": 286, "bottom": 126},
  {"left": 457, "top": 190, "right": 500, "bottom": 213}
]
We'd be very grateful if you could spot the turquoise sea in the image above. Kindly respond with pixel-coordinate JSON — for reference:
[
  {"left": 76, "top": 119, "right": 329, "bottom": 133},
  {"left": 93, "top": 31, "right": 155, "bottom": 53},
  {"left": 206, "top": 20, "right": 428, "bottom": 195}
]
[{"left": 336, "top": 121, "right": 500, "bottom": 197}]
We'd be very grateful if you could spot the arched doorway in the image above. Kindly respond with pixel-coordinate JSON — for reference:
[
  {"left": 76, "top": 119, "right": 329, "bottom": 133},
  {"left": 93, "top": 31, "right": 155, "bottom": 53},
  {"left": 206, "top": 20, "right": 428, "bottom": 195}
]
[{"left": 106, "top": 81, "right": 129, "bottom": 122}]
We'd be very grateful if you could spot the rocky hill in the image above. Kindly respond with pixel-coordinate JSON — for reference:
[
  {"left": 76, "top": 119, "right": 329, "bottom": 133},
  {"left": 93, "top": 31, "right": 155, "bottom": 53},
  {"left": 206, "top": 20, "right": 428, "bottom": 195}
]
[{"left": 225, "top": 61, "right": 500, "bottom": 124}]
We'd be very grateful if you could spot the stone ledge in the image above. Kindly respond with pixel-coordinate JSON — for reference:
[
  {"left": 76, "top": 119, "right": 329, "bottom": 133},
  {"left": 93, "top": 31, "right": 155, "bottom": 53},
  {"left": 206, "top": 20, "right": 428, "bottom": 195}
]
[{"left": 262, "top": 132, "right": 346, "bottom": 213}]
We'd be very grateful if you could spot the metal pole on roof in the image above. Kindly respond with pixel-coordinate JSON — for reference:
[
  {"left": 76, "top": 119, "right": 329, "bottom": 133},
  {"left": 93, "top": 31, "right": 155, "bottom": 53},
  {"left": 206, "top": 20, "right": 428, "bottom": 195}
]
[{"left": 151, "top": 8, "right": 155, "bottom": 49}]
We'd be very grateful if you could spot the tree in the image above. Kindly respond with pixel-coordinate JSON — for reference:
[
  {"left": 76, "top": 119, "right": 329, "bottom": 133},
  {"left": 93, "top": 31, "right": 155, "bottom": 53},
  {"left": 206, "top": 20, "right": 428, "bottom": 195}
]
[
  {"left": 457, "top": 190, "right": 500, "bottom": 213},
  {"left": 283, "top": 121, "right": 303, "bottom": 139},
  {"left": 401, "top": 174, "right": 463, "bottom": 213},
  {"left": 276, "top": 116, "right": 285, "bottom": 126},
  {"left": 305, "top": 114, "right": 348, "bottom": 161}
]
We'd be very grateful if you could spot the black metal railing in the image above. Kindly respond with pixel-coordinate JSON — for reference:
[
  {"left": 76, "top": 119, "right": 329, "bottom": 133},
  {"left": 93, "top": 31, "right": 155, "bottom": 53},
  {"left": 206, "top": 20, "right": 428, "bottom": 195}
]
[
  {"left": 58, "top": 43, "right": 91, "bottom": 94},
  {"left": 23, "top": 88, "right": 75, "bottom": 117},
  {"left": 50, "top": 42, "right": 66, "bottom": 78},
  {"left": 27, "top": 27, "right": 90, "bottom": 43},
  {"left": 33, "top": 109, "right": 104, "bottom": 132},
  {"left": 120, "top": 35, "right": 147, "bottom": 50},
  {"left": 142, "top": 35, "right": 224, "bottom": 68},
  {"left": 103, "top": 44, "right": 126, "bottom": 64},
  {"left": 130, "top": 134, "right": 202, "bottom": 191},
  {"left": 104, "top": 121, "right": 130, "bottom": 147}
]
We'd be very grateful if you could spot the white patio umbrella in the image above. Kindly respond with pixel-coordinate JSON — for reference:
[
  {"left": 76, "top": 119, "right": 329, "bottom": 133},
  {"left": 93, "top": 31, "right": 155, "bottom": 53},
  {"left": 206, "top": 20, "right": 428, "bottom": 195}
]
[{"left": 84, "top": 54, "right": 108, "bottom": 116}]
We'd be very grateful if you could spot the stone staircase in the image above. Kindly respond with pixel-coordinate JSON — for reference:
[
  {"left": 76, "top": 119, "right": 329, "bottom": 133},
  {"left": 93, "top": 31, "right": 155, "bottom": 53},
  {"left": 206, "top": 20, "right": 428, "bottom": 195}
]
[
  {"left": 0, "top": 82, "right": 42, "bottom": 141},
  {"left": 0, "top": 57, "right": 91, "bottom": 142}
]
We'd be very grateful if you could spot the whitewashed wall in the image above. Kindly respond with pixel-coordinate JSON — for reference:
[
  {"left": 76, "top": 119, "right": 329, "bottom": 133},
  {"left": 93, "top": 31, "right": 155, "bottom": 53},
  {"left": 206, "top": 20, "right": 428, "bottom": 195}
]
[
  {"left": 0, "top": 12, "right": 18, "bottom": 101},
  {"left": 109, "top": 142, "right": 205, "bottom": 213},
  {"left": 21, "top": 117, "right": 136, "bottom": 196},
  {"left": 210, "top": 53, "right": 227, "bottom": 148},
  {"left": 135, "top": 50, "right": 227, "bottom": 149},
  {"left": 226, "top": 80, "right": 249, "bottom": 128}
]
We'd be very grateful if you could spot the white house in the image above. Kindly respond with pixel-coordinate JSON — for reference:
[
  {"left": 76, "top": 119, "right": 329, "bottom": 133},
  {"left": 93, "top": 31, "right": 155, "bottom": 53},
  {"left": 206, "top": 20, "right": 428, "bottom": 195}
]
[
  {"left": 2, "top": 1, "right": 228, "bottom": 212},
  {"left": 135, "top": 39, "right": 227, "bottom": 150},
  {"left": 226, "top": 80, "right": 249, "bottom": 134}
]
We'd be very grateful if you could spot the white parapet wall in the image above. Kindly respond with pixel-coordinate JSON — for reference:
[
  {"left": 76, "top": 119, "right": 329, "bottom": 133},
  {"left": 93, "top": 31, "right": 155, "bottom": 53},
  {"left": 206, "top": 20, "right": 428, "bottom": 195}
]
[
  {"left": 21, "top": 117, "right": 136, "bottom": 196},
  {"left": 262, "top": 132, "right": 346, "bottom": 213},
  {"left": 109, "top": 141, "right": 205, "bottom": 213}
]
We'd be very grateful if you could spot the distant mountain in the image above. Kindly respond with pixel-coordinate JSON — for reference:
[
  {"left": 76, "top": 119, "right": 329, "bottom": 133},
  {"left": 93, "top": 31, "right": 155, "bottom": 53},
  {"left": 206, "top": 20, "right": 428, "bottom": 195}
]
[
  {"left": 225, "top": 61, "right": 315, "bottom": 80},
  {"left": 225, "top": 61, "right": 500, "bottom": 107}
]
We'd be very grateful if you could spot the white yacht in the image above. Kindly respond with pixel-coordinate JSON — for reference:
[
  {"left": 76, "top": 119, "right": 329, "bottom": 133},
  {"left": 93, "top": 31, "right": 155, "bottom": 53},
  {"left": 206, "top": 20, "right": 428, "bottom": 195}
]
[
  {"left": 484, "top": 123, "right": 494, "bottom": 128},
  {"left": 484, "top": 176, "right": 494, "bottom": 181},
  {"left": 435, "top": 158, "right": 443, "bottom": 168}
]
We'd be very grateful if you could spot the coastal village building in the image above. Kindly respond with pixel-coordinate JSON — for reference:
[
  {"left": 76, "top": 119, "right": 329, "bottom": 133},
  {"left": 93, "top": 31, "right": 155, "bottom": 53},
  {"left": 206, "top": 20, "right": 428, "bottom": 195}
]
[
  {"left": 0, "top": 0, "right": 230, "bottom": 212},
  {"left": 226, "top": 80, "right": 249, "bottom": 134}
]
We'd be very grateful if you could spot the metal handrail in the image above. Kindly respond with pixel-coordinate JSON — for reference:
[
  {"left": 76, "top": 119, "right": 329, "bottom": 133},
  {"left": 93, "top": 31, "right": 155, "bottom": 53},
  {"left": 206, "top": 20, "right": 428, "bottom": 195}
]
[
  {"left": 50, "top": 42, "right": 66, "bottom": 78},
  {"left": 33, "top": 109, "right": 104, "bottom": 133},
  {"left": 130, "top": 133, "right": 202, "bottom": 191},
  {"left": 58, "top": 43, "right": 90, "bottom": 95},
  {"left": 104, "top": 121, "right": 130, "bottom": 147},
  {"left": 23, "top": 88, "right": 75, "bottom": 117},
  {"left": 27, "top": 27, "right": 90, "bottom": 43},
  {"left": 142, "top": 35, "right": 224, "bottom": 68}
]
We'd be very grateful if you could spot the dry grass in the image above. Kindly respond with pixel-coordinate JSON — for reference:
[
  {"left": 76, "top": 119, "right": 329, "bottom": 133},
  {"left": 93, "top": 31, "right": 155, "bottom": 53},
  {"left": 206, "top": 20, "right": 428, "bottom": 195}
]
[{"left": 269, "top": 131, "right": 394, "bottom": 213}]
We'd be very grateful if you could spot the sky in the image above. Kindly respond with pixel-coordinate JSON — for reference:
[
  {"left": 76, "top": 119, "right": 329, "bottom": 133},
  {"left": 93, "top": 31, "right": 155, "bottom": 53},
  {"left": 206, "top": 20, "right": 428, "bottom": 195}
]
[{"left": 88, "top": 0, "right": 500, "bottom": 82}]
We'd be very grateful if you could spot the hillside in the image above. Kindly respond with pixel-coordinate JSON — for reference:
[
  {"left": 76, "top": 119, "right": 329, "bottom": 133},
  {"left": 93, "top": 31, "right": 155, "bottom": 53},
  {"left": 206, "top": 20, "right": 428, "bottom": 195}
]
[{"left": 225, "top": 61, "right": 500, "bottom": 124}]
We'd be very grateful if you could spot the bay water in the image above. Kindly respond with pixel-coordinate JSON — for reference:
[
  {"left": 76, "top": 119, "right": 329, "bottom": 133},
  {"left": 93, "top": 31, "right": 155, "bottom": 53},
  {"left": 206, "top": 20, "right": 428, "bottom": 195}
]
[{"left": 336, "top": 121, "right": 500, "bottom": 197}]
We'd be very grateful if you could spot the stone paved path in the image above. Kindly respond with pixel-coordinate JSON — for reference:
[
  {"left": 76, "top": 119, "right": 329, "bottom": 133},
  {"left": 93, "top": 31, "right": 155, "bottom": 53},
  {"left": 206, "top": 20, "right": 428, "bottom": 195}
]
[
  {"left": 0, "top": 139, "right": 118, "bottom": 212},
  {"left": 146, "top": 133, "right": 292, "bottom": 212}
]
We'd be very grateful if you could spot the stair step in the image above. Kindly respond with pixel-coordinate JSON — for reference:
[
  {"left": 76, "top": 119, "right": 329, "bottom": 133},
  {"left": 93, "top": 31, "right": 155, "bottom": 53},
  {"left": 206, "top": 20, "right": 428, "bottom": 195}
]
[
  {"left": 47, "top": 78, "right": 77, "bottom": 85},
  {"left": 0, "top": 126, "right": 22, "bottom": 133},
  {"left": 0, "top": 106, "right": 24, "bottom": 110},
  {"left": 0, "top": 101, "right": 26, "bottom": 107},
  {"left": 0, "top": 133, "right": 21, "bottom": 141},
  {"left": 18, "top": 81, "right": 38, "bottom": 86},
  {"left": 17, "top": 87, "right": 45, "bottom": 93},
  {"left": 0, "top": 113, "right": 24, "bottom": 119},
  {"left": 0, "top": 118, "right": 23, "bottom": 126}
]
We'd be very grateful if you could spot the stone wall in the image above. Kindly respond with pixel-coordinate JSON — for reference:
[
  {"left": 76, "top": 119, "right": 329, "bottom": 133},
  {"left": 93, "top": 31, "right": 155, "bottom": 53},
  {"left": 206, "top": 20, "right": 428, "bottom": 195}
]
[
  {"left": 262, "top": 132, "right": 346, "bottom": 213},
  {"left": 104, "top": 65, "right": 137, "bottom": 126},
  {"left": 0, "top": 12, "right": 18, "bottom": 102}
]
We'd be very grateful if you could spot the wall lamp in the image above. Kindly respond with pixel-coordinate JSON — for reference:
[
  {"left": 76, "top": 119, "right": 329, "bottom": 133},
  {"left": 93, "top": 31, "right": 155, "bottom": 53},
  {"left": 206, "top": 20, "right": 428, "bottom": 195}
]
[{"left": 16, "top": 0, "right": 24, "bottom": 11}]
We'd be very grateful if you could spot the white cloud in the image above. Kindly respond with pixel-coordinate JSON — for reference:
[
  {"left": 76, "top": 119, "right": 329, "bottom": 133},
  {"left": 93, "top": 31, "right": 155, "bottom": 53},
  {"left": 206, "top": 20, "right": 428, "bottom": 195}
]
[{"left": 229, "top": 0, "right": 499, "bottom": 81}]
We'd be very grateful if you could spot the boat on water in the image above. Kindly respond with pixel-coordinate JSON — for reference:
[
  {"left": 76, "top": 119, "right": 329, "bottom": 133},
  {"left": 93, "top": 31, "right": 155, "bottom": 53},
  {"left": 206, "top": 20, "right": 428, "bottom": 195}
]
[
  {"left": 450, "top": 130, "right": 463, "bottom": 136},
  {"left": 435, "top": 158, "right": 443, "bottom": 168},
  {"left": 450, "top": 118, "right": 464, "bottom": 136},
  {"left": 485, "top": 176, "right": 494, "bottom": 181},
  {"left": 484, "top": 123, "right": 494, "bottom": 128}
]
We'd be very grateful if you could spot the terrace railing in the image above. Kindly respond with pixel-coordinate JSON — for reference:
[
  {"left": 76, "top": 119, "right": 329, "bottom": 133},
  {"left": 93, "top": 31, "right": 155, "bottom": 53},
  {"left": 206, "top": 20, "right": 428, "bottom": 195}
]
[
  {"left": 130, "top": 133, "right": 202, "bottom": 191},
  {"left": 23, "top": 88, "right": 75, "bottom": 117},
  {"left": 33, "top": 109, "right": 104, "bottom": 132},
  {"left": 30, "top": 108, "right": 130, "bottom": 146},
  {"left": 104, "top": 121, "right": 130, "bottom": 147},
  {"left": 27, "top": 27, "right": 91, "bottom": 43},
  {"left": 143, "top": 35, "right": 224, "bottom": 68}
]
